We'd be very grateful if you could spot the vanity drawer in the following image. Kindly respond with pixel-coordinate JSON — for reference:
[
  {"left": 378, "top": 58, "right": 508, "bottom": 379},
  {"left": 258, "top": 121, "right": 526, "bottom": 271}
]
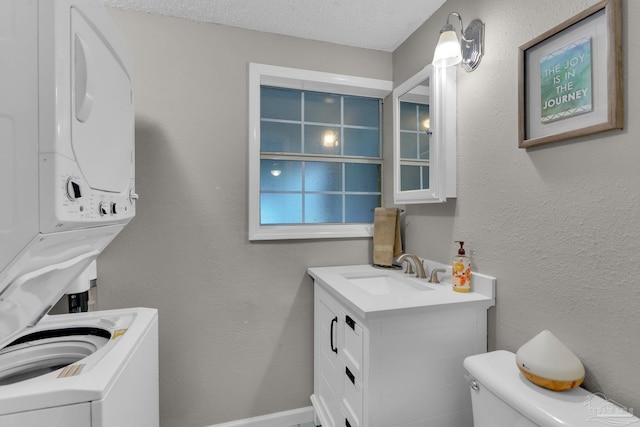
[
  {"left": 342, "top": 366, "right": 363, "bottom": 427},
  {"left": 343, "top": 313, "right": 363, "bottom": 376}
]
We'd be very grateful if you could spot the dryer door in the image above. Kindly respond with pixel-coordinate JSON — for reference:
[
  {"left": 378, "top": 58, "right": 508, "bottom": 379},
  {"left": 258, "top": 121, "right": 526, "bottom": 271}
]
[{"left": 70, "top": 7, "right": 133, "bottom": 194}]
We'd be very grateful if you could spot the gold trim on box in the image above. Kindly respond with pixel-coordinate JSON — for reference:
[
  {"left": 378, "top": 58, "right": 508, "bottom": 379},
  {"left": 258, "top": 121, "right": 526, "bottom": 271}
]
[{"left": 518, "top": 365, "right": 584, "bottom": 391}]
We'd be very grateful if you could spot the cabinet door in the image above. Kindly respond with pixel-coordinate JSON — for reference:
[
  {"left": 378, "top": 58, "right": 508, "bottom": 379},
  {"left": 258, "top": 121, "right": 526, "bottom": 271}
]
[{"left": 315, "top": 287, "right": 343, "bottom": 427}]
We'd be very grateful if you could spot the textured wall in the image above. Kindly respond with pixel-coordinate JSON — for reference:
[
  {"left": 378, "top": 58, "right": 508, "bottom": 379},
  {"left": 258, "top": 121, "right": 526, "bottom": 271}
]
[
  {"left": 97, "top": 1, "right": 640, "bottom": 425},
  {"left": 395, "top": 0, "right": 640, "bottom": 413},
  {"left": 99, "top": 9, "right": 391, "bottom": 427}
]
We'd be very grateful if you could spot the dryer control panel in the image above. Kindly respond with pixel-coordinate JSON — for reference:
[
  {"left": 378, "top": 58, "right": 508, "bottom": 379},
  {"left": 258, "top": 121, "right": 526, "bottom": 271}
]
[{"left": 40, "top": 153, "right": 136, "bottom": 232}]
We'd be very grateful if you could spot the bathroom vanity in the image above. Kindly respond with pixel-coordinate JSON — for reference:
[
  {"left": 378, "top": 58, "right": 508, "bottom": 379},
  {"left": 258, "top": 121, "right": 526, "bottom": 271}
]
[{"left": 308, "top": 263, "right": 495, "bottom": 427}]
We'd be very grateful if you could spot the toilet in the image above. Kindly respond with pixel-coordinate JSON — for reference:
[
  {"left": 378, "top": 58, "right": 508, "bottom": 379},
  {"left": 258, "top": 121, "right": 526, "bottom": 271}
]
[{"left": 464, "top": 350, "right": 639, "bottom": 427}]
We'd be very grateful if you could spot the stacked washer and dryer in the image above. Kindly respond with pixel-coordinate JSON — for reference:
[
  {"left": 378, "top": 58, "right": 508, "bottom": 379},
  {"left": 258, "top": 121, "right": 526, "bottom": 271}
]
[{"left": 0, "top": 0, "right": 158, "bottom": 426}]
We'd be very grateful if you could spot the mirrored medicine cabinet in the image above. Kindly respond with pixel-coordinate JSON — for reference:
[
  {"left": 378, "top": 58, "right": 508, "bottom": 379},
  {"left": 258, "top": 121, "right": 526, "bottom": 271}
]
[{"left": 392, "top": 65, "right": 456, "bottom": 204}]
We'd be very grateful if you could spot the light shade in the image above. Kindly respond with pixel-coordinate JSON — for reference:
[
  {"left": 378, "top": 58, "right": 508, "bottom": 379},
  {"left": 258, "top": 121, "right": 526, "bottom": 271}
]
[{"left": 432, "top": 30, "right": 462, "bottom": 68}]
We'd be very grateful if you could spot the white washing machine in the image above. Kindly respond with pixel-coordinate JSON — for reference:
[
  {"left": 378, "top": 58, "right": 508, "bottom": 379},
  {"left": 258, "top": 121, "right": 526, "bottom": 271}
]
[
  {"left": 0, "top": 0, "right": 159, "bottom": 425},
  {"left": 0, "top": 308, "right": 158, "bottom": 427}
]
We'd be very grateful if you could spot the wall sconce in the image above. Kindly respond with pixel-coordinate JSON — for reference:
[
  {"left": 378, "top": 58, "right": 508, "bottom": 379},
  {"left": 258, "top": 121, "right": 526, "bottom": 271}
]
[{"left": 432, "top": 12, "right": 484, "bottom": 72}]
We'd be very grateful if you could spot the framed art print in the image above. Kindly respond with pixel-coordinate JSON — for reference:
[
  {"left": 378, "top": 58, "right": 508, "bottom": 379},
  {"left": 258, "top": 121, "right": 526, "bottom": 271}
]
[{"left": 518, "top": 0, "right": 622, "bottom": 148}]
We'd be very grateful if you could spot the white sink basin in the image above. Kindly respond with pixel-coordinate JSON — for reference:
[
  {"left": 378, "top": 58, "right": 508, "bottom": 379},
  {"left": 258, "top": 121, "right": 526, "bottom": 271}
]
[{"left": 342, "top": 273, "right": 432, "bottom": 295}]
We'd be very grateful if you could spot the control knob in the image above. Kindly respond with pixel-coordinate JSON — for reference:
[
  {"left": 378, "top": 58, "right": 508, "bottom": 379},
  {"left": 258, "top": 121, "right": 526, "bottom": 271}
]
[
  {"left": 66, "top": 178, "right": 83, "bottom": 201},
  {"left": 99, "top": 202, "right": 110, "bottom": 216}
]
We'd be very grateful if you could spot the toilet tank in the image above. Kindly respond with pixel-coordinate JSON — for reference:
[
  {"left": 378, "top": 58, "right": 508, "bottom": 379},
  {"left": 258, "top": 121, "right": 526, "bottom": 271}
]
[{"left": 464, "top": 350, "right": 639, "bottom": 427}]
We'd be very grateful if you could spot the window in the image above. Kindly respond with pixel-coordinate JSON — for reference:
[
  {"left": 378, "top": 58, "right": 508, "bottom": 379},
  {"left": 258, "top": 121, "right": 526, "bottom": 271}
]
[
  {"left": 249, "top": 64, "right": 392, "bottom": 240},
  {"left": 399, "top": 101, "right": 430, "bottom": 191}
]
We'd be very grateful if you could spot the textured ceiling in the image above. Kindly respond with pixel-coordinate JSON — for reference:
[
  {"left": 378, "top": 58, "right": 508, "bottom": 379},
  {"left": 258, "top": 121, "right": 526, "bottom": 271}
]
[{"left": 102, "top": 0, "right": 447, "bottom": 52}]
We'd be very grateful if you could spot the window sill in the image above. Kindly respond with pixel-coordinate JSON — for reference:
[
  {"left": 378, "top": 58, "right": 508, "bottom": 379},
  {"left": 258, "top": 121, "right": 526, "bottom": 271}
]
[{"left": 249, "top": 223, "right": 374, "bottom": 241}]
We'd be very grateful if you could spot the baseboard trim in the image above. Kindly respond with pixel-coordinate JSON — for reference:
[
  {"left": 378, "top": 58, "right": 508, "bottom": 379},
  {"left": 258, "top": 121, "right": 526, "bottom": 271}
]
[{"left": 207, "top": 406, "right": 314, "bottom": 427}]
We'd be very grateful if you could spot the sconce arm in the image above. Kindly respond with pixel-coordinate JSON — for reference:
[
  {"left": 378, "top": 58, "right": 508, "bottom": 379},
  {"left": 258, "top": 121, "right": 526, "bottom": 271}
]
[{"left": 443, "top": 12, "right": 475, "bottom": 43}]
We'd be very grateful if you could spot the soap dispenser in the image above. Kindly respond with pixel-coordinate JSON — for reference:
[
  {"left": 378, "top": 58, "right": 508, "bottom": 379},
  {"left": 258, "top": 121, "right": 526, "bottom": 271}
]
[{"left": 452, "top": 241, "right": 471, "bottom": 293}]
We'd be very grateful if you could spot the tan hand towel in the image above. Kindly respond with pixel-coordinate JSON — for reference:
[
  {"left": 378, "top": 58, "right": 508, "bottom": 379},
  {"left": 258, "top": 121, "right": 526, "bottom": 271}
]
[{"left": 373, "top": 207, "right": 402, "bottom": 267}]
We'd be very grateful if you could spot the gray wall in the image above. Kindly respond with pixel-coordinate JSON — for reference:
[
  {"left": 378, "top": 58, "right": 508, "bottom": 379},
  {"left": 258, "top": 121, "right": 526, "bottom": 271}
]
[
  {"left": 395, "top": 0, "right": 640, "bottom": 414},
  {"left": 98, "top": 1, "right": 640, "bottom": 426},
  {"left": 100, "top": 9, "right": 391, "bottom": 427}
]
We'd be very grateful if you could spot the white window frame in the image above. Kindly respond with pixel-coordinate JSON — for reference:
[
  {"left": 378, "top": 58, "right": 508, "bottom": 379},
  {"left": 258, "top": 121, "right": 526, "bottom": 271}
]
[{"left": 248, "top": 63, "right": 392, "bottom": 241}]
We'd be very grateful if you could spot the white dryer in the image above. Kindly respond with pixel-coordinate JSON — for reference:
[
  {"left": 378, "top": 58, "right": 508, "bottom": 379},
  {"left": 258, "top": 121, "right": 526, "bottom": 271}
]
[{"left": 0, "top": 0, "right": 158, "bottom": 425}]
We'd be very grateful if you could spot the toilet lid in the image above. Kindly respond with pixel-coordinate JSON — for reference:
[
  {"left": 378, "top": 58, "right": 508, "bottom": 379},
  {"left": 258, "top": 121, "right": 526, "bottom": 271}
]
[{"left": 464, "top": 351, "right": 639, "bottom": 427}]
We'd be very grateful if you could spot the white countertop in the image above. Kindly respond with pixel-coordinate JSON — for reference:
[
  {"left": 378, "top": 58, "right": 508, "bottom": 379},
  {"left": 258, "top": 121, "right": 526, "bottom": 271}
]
[{"left": 308, "top": 262, "right": 495, "bottom": 319}]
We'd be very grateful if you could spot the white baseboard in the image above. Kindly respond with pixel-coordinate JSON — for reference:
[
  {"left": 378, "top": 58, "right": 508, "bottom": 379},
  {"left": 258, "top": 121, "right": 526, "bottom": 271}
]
[{"left": 207, "top": 406, "right": 314, "bottom": 427}]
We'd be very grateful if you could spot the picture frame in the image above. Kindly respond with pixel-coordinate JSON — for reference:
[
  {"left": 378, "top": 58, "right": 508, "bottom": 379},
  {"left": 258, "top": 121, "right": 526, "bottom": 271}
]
[{"left": 518, "top": 0, "right": 622, "bottom": 148}]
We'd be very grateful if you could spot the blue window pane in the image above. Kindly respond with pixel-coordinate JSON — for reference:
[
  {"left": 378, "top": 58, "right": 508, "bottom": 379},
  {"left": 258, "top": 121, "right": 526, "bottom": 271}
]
[
  {"left": 305, "top": 194, "right": 342, "bottom": 223},
  {"left": 401, "top": 165, "right": 421, "bottom": 191},
  {"left": 419, "top": 104, "right": 430, "bottom": 132},
  {"left": 305, "top": 161, "right": 342, "bottom": 192},
  {"left": 261, "top": 193, "right": 302, "bottom": 224},
  {"left": 304, "top": 125, "right": 341, "bottom": 155},
  {"left": 345, "top": 195, "right": 379, "bottom": 223},
  {"left": 344, "top": 97, "right": 379, "bottom": 127},
  {"left": 261, "top": 121, "right": 301, "bottom": 153},
  {"left": 422, "top": 166, "right": 430, "bottom": 189},
  {"left": 305, "top": 92, "right": 340, "bottom": 124},
  {"left": 344, "top": 128, "right": 380, "bottom": 157},
  {"left": 261, "top": 87, "right": 301, "bottom": 121},
  {"left": 400, "top": 102, "right": 418, "bottom": 131},
  {"left": 419, "top": 133, "right": 429, "bottom": 160},
  {"left": 345, "top": 163, "right": 380, "bottom": 192},
  {"left": 260, "top": 160, "right": 302, "bottom": 191},
  {"left": 400, "top": 132, "right": 418, "bottom": 159}
]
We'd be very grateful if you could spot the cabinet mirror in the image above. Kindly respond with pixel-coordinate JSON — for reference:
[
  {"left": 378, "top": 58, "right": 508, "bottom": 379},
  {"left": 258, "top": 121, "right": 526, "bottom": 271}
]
[{"left": 392, "top": 65, "right": 456, "bottom": 204}]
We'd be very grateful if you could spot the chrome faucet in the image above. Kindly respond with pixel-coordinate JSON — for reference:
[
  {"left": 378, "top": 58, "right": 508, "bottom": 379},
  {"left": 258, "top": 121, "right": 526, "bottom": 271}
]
[{"left": 397, "top": 253, "right": 427, "bottom": 279}]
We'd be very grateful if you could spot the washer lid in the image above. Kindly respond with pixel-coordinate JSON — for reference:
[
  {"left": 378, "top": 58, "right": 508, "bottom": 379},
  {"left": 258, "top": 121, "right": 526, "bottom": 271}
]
[{"left": 0, "top": 251, "right": 97, "bottom": 349}]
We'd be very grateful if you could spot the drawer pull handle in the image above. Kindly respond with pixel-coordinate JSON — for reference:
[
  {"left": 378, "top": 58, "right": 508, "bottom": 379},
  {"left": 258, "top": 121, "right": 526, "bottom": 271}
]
[
  {"left": 330, "top": 316, "right": 338, "bottom": 354},
  {"left": 346, "top": 366, "right": 355, "bottom": 385},
  {"left": 345, "top": 315, "right": 356, "bottom": 330}
]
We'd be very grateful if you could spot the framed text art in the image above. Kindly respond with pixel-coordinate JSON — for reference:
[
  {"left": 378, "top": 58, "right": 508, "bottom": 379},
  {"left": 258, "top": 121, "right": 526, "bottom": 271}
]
[{"left": 518, "top": 0, "right": 622, "bottom": 148}]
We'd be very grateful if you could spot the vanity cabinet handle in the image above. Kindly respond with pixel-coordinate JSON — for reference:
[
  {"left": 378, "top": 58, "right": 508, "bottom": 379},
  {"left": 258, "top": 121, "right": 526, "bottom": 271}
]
[
  {"left": 330, "top": 316, "right": 338, "bottom": 354},
  {"left": 345, "top": 315, "right": 356, "bottom": 330},
  {"left": 345, "top": 366, "right": 355, "bottom": 385}
]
